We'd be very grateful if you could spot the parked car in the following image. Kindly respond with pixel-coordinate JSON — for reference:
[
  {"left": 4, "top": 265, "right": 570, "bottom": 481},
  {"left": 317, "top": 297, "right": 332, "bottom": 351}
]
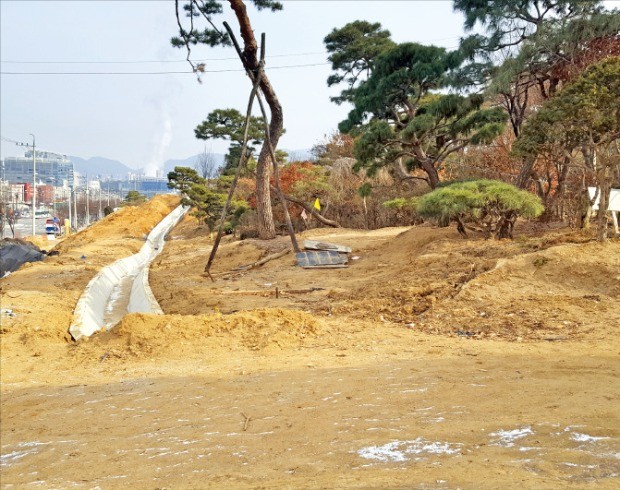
[{"left": 45, "top": 217, "right": 61, "bottom": 236}]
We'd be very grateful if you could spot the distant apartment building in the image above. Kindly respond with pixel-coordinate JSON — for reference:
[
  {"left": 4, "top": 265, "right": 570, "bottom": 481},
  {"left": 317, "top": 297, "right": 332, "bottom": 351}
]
[
  {"left": 103, "top": 176, "right": 170, "bottom": 199},
  {"left": 0, "top": 180, "right": 33, "bottom": 206},
  {"left": 1, "top": 151, "right": 75, "bottom": 188},
  {"left": 37, "top": 185, "right": 54, "bottom": 205}
]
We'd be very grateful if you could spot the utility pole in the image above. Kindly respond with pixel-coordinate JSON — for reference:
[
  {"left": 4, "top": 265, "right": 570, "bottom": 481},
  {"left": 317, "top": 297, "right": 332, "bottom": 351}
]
[
  {"left": 16, "top": 134, "right": 36, "bottom": 236},
  {"left": 30, "top": 134, "right": 36, "bottom": 237},
  {"left": 85, "top": 186, "right": 90, "bottom": 226},
  {"left": 73, "top": 184, "right": 78, "bottom": 228},
  {"left": 52, "top": 179, "right": 56, "bottom": 217},
  {"left": 68, "top": 186, "right": 72, "bottom": 233},
  {"left": 98, "top": 183, "right": 102, "bottom": 219}
]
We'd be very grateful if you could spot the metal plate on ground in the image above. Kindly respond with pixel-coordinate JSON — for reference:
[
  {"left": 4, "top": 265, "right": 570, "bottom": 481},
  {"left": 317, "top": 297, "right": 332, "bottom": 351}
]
[
  {"left": 303, "top": 239, "right": 352, "bottom": 254},
  {"left": 296, "top": 250, "right": 348, "bottom": 267}
]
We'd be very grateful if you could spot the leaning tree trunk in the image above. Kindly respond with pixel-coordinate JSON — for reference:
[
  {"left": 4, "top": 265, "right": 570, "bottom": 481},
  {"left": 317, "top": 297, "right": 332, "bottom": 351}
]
[
  {"left": 255, "top": 93, "right": 283, "bottom": 239},
  {"left": 595, "top": 157, "right": 612, "bottom": 242},
  {"left": 515, "top": 156, "right": 535, "bottom": 189},
  {"left": 229, "top": 0, "right": 278, "bottom": 239},
  {"left": 420, "top": 159, "right": 440, "bottom": 189},
  {"left": 542, "top": 156, "right": 571, "bottom": 220},
  {"left": 496, "top": 211, "right": 515, "bottom": 239}
]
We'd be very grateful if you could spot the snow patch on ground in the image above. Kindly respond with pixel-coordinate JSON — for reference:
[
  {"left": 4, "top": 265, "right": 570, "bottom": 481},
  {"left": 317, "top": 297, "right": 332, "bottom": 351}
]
[
  {"left": 490, "top": 427, "right": 533, "bottom": 447},
  {"left": 357, "top": 438, "right": 462, "bottom": 463},
  {"left": 570, "top": 432, "right": 610, "bottom": 443}
]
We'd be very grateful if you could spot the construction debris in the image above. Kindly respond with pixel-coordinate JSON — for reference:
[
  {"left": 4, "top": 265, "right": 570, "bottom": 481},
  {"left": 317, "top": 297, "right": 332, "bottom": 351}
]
[
  {"left": 0, "top": 239, "right": 46, "bottom": 274},
  {"left": 303, "top": 239, "right": 352, "bottom": 254},
  {"left": 296, "top": 239, "right": 351, "bottom": 269},
  {"left": 296, "top": 250, "right": 348, "bottom": 268}
]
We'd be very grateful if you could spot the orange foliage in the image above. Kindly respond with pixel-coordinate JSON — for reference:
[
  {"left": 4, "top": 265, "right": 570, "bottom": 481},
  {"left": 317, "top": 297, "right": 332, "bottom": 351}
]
[
  {"left": 550, "top": 37, "right": 620, "bottom": 85},
  {"left": 452, "top": 130, "right": 522, "bottom": 182},
  {"left": 272, "top": 161, "right": 316, "bottom": 194},
  {"left": 235, "top": 177, "right": 257, "bottom": 209}
]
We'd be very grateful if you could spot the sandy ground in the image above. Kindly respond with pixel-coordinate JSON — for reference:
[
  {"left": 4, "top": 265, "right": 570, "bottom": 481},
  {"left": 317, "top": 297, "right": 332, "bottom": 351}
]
[{"left": 1, "top": 197, "right": 619, "bottom": 489}]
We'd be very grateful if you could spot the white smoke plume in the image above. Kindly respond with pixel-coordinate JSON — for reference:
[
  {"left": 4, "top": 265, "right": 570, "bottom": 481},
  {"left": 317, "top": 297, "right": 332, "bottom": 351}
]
[
  {"left": 144, "top": 75, "right": 182, "bottom": 177},
  {"left": 144, "top": 106, "right": 172, "bottom": 177}
]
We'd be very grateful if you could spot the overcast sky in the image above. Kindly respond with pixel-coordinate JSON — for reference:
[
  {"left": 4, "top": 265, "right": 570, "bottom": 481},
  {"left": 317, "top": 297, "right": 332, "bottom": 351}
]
[{"left": 2, "top": 0, "right": 601, "bottom": 174}]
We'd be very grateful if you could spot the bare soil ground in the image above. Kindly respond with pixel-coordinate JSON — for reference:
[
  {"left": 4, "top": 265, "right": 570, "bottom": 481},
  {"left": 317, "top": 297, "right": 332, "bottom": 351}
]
[{"left": 1, "top": 196, "right": 619, "bottom": 489}]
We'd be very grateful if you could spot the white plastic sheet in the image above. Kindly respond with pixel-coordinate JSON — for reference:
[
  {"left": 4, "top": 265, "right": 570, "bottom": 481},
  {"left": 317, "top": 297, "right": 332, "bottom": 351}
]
[{"left": 69, "top": 205, "right": 188, "bottom": 341}]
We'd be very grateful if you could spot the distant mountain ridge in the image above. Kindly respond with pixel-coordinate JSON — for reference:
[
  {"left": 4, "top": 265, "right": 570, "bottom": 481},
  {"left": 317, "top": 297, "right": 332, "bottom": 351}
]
[
  {"left": 68, "top": 148, "right": 312, "bottom": 179},
  {"left": 68, "top": 153, "right": 224, "bottom": 179},
  {"left": 69, "top": 155, "right": 134, "bottom": 179},
  {"left": 161, "top": 154, "right": 225, "bottom": 176}
]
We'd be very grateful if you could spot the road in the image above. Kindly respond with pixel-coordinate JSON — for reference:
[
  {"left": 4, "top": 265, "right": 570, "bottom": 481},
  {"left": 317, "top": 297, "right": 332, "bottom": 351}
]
[{"left": 3, "top": 217, "right": 56, "bottom": 239}]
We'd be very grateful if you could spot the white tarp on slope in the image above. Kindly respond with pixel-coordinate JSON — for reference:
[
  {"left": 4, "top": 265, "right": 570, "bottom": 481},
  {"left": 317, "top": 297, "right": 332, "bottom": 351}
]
[
  {"left": 69, "top": 204, "right": 188, "bottom": 341},
  {"left": 588, "top": 187, "right": 620, "bottom": 211}
]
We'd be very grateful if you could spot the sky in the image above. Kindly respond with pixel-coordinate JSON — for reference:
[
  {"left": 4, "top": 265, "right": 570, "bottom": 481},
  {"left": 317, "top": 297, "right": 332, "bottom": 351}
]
[{"left": 2, "top": 1, "right": 482, "bottom": 173}]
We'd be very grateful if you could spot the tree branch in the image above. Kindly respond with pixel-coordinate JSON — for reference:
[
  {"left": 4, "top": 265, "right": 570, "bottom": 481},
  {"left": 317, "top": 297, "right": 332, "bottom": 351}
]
[
  {"left": 175, "top": 0, "right": 195, "bottom": 68},
  {"left": 271, "top": 186, "right": 341, "bottom": 228},
  {"left": 204, "top": 58, "right": 263, "bottom": 276}
]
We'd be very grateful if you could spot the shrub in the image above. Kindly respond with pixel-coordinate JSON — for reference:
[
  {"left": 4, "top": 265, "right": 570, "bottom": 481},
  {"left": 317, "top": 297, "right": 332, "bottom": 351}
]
[
  {"left": 122, "top": 190, "right": 147, "bottom": 206},
  {"left": 416, "top": 179, "right": 544, "bottom": 238}
]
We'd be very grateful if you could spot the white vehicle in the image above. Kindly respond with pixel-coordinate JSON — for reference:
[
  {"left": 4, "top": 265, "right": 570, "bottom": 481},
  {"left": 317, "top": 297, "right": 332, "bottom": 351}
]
[{"left": 45, "top": 217, "right": 61, "bottom": 236}]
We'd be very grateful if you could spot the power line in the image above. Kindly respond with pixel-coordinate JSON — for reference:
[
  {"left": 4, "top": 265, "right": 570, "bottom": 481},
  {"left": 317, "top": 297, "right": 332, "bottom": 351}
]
[
  {"left": 1, "top": 136, "right": 63, "bottom": 157},
  {"left": 0, "top": 51, "right": 328, "bottom": 65},
  {"left": 0, "top": 62, "right": 331, "bottom": 75},
  {"left": 1, "top": 70, "right": 199, "bottom": 75},
  {"left": 1, "top": 136, "right": 22, "bottom": 145},
  {"left": 0, "top": 35, "right": 461, "bottom": 66}
]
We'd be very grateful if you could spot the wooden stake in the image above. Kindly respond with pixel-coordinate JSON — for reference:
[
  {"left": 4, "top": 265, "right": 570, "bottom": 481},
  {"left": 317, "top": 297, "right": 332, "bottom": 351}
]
[
  {"left": 241, "top": 412, "right": 251, "bottom": 431},
  {"left": 203, "top": 24, "right": 265, "bottom": 277}
]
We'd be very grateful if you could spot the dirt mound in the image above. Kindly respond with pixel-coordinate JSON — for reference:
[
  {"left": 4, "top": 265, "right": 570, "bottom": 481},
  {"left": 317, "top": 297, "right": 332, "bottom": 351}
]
[
  {"left": 82, "top": 308, "right": 319, "bottom": 359},
  {"left": 467, "top": 242, "right": 620, "bottom": 298},
  {"left": 150, "top": 221, "right": 619, "bottom": 343},
  {"left": 169, "top": 212, "right": 212, "bottom": 240},
  {"left": 21, "top": 234, "right": 63, "bottom": 251},
  {"left": 327, "top": 227, "right": 517, "bottom": 320},
  {"left": 55, "top": 195, "right": 179, "bottom": 253},
  {"left": 419, "top": 238, "right": 620, "bottom": 340},
  {"left": 312, "top": 226, "right": 619, "bottom": 342},
  {"left": 0, "top": 195, "right": 181, "bottom": 377},
  {"left": 419, "top": 240, "right": 620, "bottom": 340}
]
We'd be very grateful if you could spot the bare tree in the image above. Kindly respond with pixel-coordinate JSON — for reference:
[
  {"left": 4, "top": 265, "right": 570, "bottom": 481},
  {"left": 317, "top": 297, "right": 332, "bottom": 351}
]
[
  {"left": 0, "top": 191, "right": 20, "bottom": 238},
  {"left": 0, "top": 201, "right": 5, "bottom": 238},
  {"left": 194, "top": 146, "right": 219, "bottom": 180}
]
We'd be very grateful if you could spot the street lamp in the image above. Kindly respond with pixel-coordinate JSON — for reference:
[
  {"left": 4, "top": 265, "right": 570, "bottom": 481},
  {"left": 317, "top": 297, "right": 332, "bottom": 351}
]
[
  {"left": 85, "top": 184, "right": 90, "bottom": 227},
  {"left": 68, "top": 184, "right": 72, "bottom": 233},
  {"left": 15, "top": 134, "right": 36, "bottom": 236},
  {"left": 30, "top": 134, "right": 36, "bottom": 237}
]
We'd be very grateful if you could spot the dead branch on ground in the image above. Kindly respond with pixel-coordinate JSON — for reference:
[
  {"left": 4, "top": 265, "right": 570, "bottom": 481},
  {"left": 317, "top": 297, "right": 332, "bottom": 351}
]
[{"left": 207, "top": 249, "right": 291, "bottom": 278}]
